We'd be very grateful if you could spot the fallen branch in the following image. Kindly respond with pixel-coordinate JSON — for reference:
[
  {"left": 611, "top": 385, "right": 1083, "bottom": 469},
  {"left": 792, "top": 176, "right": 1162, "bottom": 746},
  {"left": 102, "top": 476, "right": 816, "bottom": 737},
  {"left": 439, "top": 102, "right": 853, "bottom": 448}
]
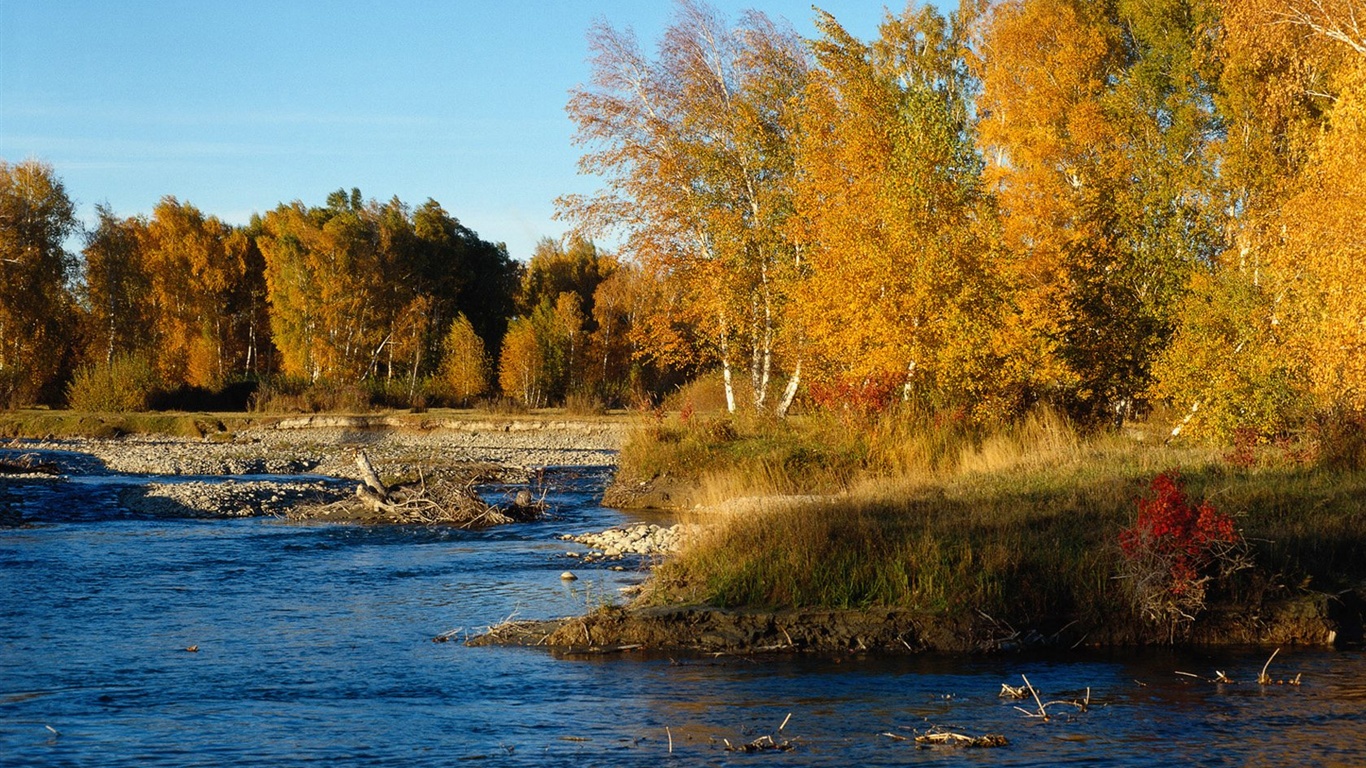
[
  {"left": 1012, "top": 675, "right": 1092, "bottom": 719},
  {"left": 724, "top": 714, "right": 795, "bottom": 753},
  {"left": 1259, "top": 648, "right": 1279, "bottom": 685},
  {"left": 1014, "top": 674, "right": 1051, "bottom": 720},
  {"left": 913, "top": 730, "right": 1008, "bottom": 749}
]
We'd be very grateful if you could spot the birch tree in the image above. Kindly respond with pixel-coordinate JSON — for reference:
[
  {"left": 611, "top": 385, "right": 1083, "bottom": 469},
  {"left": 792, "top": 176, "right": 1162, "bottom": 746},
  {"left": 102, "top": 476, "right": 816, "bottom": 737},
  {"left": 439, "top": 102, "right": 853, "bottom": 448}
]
[
  {"left": 0, "top": 160, "right": 78, "bottom": 406},
  {"left": 559, "top": 0, "right": 807, "bottom": 414},
  {"left": 977, "top": 0, "right": 1225, "bottom": 423},
  {"left": 81, "top": 205, "right": 152, "bottom": 365},
  {"left": 793, "top": 4, "right": 1003, "bottom": 415},
  {"left": 1150, "top": 0, "right": 1356, "bottom": 437}
]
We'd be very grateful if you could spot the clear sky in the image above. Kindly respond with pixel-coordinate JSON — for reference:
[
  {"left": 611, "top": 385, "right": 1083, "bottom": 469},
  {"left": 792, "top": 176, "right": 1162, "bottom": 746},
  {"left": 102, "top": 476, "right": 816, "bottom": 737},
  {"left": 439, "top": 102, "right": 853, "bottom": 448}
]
[{"left": 1, "top": 0, "right": 952, "bottom": 262}]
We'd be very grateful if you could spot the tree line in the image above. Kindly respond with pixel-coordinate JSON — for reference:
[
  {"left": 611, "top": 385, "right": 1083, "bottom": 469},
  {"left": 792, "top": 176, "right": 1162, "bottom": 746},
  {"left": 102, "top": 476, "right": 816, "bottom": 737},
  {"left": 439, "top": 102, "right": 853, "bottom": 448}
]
[
  {"left": 559, "top": 0, "right": 1366, "bottom": 440},
  {"left": 0, "top": 169, "right": 683, "bottom": 411},
  {"left": 5, "top": 0, "right": 1364, "bottom": 439}
]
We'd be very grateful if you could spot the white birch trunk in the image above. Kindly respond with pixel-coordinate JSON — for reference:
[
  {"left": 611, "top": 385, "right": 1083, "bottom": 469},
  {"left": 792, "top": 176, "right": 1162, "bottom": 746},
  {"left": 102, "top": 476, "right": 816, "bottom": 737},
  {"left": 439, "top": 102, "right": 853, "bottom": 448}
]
[
  {"left": 719, "top": 313, "right": 737, "bottom": 414},
  {"left": 775, "top": 358, "right": 801, "bottom": 418},
  {"left": 753, "top": 261, "right": 774, "bottom": 413},
  {"left": 750, "top": 296, "right": 766, "bottom": 413}
]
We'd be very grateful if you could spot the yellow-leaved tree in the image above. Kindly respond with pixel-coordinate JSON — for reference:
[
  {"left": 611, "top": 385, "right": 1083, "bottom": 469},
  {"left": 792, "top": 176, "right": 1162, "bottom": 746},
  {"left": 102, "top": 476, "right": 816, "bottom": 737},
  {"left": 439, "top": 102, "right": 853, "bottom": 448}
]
[
  {"left": 498, "top": 317, "right": 546, "bottom": 408},
  {"left": 1277, "top": 53, "right": 1366, "bottom": 409},
  {"left": 0, "top": 160, "right": 78, "bottom": 406},
  {"left": 792, "top": 3, "right": 1012, "bottom": 417},
  {"left": 1151, "top": 0, "right": 1357, "bottom": 439},
  {"left": 978, "top": 0, "right": 1226, "bottom": 423},
  {"left": 441, "top": 313, "right": 489, "bottom": 405},
  {"left": 138, "top": 197, "right": 259, "bottom": 388}
]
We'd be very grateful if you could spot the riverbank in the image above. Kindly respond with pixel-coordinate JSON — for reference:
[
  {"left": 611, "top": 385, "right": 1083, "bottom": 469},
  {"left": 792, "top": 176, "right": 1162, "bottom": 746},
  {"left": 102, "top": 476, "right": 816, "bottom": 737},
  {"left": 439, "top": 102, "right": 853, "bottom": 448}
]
[
  {"left": 8, "top": 407, "right": 1366, "bottom": 654},
  {"left": 524, "top": 410, "right": 1366, "bottom": 653}
]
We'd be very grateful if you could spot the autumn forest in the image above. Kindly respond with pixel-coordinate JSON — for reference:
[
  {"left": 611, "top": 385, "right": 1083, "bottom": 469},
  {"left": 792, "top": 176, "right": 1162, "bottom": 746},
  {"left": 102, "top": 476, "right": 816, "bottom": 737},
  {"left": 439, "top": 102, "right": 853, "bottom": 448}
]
[{"left": 2, "top": 0, "right": 1363, "bottom": 444}]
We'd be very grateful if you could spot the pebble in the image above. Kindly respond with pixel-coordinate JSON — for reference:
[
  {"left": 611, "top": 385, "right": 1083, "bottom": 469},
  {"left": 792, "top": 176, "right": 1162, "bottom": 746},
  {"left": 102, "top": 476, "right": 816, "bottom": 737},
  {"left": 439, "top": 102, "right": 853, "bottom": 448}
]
[
  {"left": 561, "top": 522, "right": 702, "bottom": 557},
  {"left": 560, "top": 571, "right": 578, "bottom": 581},
  {"left": 119, "top": 479, "right": 346, "bottom": 518}
]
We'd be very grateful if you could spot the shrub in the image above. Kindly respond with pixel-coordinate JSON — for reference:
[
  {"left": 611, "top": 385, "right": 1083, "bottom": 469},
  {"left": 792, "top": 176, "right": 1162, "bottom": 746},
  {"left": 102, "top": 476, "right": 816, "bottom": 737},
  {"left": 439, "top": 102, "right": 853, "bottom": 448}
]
[
  {"left": 66, "top": 353, "right": 160, "bottom": 412},
  {"left": 564, "top": 391, "right": 606, "bottom": 416},
  {"left": 1312, "top": 408, "right": 1366, "bottom": 470},
  {"left": 666, "top": 371, "right": 732, "bottom": 414},
  {"left": 475, "top": 396, "right": 528, "bottom": 415},
  {"left": 806, "top": 373, "right": 903, "bottom": 417},
  {"left": 249, "top": 377, "right": 371, "bottom": 413},
  {"left": 1118, "top": 472, "right": 1248, "bottom": 640}
]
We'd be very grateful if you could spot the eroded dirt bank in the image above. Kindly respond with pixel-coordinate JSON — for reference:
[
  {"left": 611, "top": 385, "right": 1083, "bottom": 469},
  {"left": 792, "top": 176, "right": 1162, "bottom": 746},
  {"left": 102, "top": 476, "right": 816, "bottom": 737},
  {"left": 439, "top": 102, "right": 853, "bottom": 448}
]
[{"left": 469, "top": 588, "right": 1366, "bottom": 655}]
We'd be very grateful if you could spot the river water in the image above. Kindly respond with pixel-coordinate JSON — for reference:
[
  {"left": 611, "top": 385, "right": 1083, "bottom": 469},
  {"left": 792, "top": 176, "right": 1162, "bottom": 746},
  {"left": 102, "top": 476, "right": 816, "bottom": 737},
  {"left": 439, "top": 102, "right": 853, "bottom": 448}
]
[{"left": 3, "top": 462, "right": 1365, "bottom": 766}]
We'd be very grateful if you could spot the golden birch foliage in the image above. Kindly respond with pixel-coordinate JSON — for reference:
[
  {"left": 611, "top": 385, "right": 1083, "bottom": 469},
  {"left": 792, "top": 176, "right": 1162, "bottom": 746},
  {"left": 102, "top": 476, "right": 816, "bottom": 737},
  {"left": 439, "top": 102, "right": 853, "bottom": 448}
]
[
  {"left": 260, "top": 191, "right": 511, "bottom": 387},
  {"left": 559, "top": 0, "right": 807, "bottom": 412},
  {"left": 1215, "top": 0, "right": 1346, "bottom": 207},
  {"left": 1219, "top": 1, "right": 1366, "bottom": 411},
  {"left": 585, "top": 262, "right": 642, "bottom": 395},
  {"left": 258, "top": 196, "right": 385, "bottom": 382},
  {"left": 793, "top": 5, "right": 1005, "bottom": 414},
  {"left": 977, "top": 0, "right": 1225, "bottom": 420},
  {"left": 1152, "top": 0, "right": 1362, "bottom": 436},
  {"left": 553, "top": 290, "right": 587, "bottom": 393},
  {"left": 258, "top": 203, "right": 324, "bottom": 380},
  {"left": 138, "top": 198, "right": 251, "bottom": 388},
  {"left": 1279, "top": 59, "right": 1366, "bottom": 408},
  {"left": 388, "top": 294, "right": 433, "bottom": 386},
  {"left": 1150, "top": 268, "right": 1310, "bottom": 440},
  {"left": 976, "top": 0, "right": 1126, "bottom": 401},
  {"left": 440, "top": 313, "right": 489, "bottom": 405},
  {"left": 498, "top": 317, "right": 546, "bottom": 408},
  {"left": 0, "top": 159, "right": 78, "bottom": 406},
  {"left": 81, "top": 206, "right": 152, "bottom": 365}
]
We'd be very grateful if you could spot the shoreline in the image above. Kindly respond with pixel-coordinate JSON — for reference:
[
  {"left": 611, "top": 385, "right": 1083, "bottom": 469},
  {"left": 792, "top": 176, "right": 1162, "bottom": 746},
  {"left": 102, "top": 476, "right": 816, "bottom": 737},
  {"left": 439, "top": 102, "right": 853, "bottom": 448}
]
[
  {"left": 7, "top": 413, "right": 1366, "bottom": 655},
  {"left": 469, "top": 589, "right": 1366, "bottom": 656}
]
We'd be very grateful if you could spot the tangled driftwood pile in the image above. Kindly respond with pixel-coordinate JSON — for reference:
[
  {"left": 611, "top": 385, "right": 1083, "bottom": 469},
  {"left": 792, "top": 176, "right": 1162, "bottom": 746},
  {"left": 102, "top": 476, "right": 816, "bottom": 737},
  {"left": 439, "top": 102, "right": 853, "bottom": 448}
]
[
  {"left": 0, "top": 453, "right": 60, "bottom": 476},
  {"left": 291, "top": 451, "right": 547, "bottom": 528}
]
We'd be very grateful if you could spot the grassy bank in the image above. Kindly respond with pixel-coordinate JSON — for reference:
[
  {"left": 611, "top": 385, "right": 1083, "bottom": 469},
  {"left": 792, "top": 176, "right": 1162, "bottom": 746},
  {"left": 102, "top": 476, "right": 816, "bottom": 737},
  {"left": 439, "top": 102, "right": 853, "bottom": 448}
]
[
  {"left": 0, "top": 410, "right": 240, "bottom": 439},
  {"left": 621, "top": 410, "right": 1366, "bottom": 645}
]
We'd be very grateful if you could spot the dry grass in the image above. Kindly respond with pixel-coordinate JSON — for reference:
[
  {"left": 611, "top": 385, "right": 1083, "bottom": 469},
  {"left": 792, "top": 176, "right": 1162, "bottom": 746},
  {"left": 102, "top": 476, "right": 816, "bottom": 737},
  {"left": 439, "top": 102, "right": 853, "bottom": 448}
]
[{"left": 0, "top": 410, "right": 231, "bottom": 439}]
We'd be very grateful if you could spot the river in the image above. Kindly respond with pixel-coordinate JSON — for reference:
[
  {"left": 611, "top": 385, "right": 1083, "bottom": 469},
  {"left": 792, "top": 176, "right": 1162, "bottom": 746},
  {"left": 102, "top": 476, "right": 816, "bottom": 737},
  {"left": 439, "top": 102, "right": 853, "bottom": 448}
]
[{"left": 2, "top": 463, "right": 1365, "bottom": 766}]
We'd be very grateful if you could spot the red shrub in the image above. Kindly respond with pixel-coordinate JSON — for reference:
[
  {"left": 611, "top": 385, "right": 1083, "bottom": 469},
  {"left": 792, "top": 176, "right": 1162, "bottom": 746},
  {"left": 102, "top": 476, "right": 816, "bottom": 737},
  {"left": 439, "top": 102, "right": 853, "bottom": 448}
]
[
  {"left": 1118, "top": 472, "right": 1246, "bottom": 634},
  {"left": 807, "top": 374, "right": 902, "bottom": 417}
]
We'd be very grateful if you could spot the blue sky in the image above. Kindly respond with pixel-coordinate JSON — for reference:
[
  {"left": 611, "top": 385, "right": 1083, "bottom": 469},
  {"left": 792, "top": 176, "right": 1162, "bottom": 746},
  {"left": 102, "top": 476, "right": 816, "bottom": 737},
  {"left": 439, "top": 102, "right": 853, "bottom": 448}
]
[{"left": 1, "top": 1, "right": 952, "bottom": 261}]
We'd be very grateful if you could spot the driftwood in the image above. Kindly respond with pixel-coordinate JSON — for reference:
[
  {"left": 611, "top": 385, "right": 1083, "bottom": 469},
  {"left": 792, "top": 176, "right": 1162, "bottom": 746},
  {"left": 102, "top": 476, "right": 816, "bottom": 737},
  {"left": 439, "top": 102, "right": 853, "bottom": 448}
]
[
  {"left": 912, "top": 731, "right": 1008, "bottom": 748},
  {"left": 723, "top": 714, "right": 795, "bottom": 753},
  {"left": 0, "top": 454, "right": 60, "bottom": 475},
  {"left": 293, "top": 450, "right": 546, "bottom": 528}
]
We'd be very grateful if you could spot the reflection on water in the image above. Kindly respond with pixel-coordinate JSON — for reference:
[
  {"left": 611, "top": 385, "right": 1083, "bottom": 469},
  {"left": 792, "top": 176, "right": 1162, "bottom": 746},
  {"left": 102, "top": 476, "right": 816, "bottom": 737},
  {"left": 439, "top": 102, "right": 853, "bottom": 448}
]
[{"left": 2, "top": 464, "right": 1365, "bottom": 766}]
